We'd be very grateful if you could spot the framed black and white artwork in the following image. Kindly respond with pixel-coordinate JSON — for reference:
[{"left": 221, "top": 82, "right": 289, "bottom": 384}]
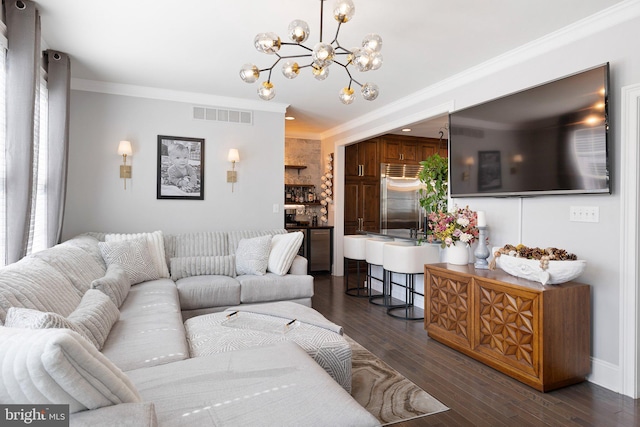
[{"left": 157, "top": 135, "right": 205, "bottom": 200}]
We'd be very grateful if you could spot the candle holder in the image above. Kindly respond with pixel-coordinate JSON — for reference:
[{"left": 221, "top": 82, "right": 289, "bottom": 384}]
[{"left": 474, "top": 226, "right": 490, "bottom": 269}]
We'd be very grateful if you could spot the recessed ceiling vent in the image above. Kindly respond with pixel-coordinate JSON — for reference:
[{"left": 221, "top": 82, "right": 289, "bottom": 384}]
[{"left": 193, "top": 106, "right": 253, "bottom": 125}]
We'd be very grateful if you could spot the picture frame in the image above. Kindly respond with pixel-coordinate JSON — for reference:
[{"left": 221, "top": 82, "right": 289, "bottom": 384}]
[
  {"left": 157, "top": 135, "right": 205, "bottom": 200},
  {"left": 478, "top": 150, "right": 502, "bottom": 191}
]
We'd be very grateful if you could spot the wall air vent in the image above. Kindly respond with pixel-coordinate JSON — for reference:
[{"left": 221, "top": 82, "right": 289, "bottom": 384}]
[{"left": 192, "top": 106, "right": 253, "bottom": 125}]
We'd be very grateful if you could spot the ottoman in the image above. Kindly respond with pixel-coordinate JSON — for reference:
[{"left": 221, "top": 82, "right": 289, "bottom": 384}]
[{"left": 184, "top": 301, "right": 352, "bottom": 393}]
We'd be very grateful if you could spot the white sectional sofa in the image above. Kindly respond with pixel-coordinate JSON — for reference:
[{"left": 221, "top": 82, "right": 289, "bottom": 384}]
[{"left": 0, "top": 230, "right": 379, "bottom": 427}]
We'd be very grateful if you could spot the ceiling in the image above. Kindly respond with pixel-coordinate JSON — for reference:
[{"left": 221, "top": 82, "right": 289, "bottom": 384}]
[{"left": 34, "top": 0, "right": 623, "bottom": 138}]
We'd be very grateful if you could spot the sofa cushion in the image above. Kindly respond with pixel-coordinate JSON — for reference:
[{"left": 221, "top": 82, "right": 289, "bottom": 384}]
[
  {"left": 235, "top": 234, "right": 272, "bottom": 276},
  {"left": 91, "top": 264, "right": 131, "bottom": 308},
  {"left": 105, "top": 231, "right": 170, "bottom": 278},
  {"left": 4, "top": 307, "right": 95, "bottom": 345},
  {"left": 99, "top": 238, "right": 160, "bottom": 285},
  {"left": 69, "top": 402, "right": 158, "bottom": 427},
  {"left": 101, "top": 279, "right": 189, "bottom": 371},
  {"left": 169, "top": 255, "right": 236, "bottom": 280},
  {"left": 125, "top": 342, "right": 378, "bottom": 427},
  {"left": 0, "top": 257, "right": 82, "bottom": 325},
  {"left": 67, "top": 289, "right": 120, "bottom": 350},
  {"left": 32, "top": 242, "right": 106, "bottom": 296},
  {"left": 0, "top": 327, "right": 141, "bottom": 414},
  {"left": 238, "top": 273, "right": 314, "bottom": 304},
  {"left": 175, "top": 275, "right": 241, "bottom": 310},
  {"left": 267, "top": 232, "right": 304, "bottom": 275}
]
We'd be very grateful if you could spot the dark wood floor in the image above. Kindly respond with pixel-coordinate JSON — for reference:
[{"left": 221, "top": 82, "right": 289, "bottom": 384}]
[{"left": 311, "top": 274, "right": 639, "bottom": 427}]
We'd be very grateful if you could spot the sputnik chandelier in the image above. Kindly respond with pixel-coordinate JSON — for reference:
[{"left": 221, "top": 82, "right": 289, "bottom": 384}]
[{"left": 239, "top": 0, "right": 383, "bottom": 105}]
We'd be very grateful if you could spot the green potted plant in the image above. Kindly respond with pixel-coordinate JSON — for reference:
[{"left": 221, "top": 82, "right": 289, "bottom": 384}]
[{"left": 418, "top": 153, "right": 448, "bottom": 238}]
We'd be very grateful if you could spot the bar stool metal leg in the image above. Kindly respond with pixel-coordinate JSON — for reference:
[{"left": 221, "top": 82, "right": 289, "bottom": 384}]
[{"left": 386, "top": 272, "right": 424, "bottom": 321}]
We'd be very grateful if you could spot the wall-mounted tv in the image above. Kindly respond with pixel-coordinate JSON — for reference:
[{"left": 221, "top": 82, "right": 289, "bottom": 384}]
[{"left": 449, "top": 63, "right": 610, "bottom": 198}]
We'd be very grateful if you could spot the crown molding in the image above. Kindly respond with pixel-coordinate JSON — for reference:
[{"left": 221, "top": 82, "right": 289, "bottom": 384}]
[
  {"left": 70, "top": 78, "right": 289, "bottom": 114},
  {"left": 322, "top": 0, "right": 640, "bottom": 141}
]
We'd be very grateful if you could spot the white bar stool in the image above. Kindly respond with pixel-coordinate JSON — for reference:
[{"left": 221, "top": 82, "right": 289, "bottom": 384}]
[
  {"left": 365, "top": 237, "right": 392, "bottom": 306},
  {"left": 383, "top": 242, "right": 440, "bottom": 320},
  {"left": 343, "top": 235, "right": 369, "bottom": 297}
]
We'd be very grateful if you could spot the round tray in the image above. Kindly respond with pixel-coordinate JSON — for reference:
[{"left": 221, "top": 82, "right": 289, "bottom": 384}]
[{"left": 494, "top": 250, "right": 586, "bottom": 285}]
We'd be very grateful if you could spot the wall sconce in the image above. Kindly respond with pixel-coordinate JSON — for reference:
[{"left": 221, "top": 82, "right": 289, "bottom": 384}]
[
  {"left": 227, "top": 148, "right": 240, "bottom": 192},
  {"left": 510, "top": 154, "right": 523, "bottom": 174},
  {"left": 462, "top": 156, "right": 474, "bottom": 181},
  {"left": 117, "top": 140, "right": 132, "bottom": 189}
]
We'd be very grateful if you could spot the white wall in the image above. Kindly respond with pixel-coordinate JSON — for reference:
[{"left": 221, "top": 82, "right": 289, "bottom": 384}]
[
  {"left": 325, "top": 5, "right": 640, "bottom": 392},
  {"left": 62, "top": 91, "right": 286, "bottom": 239}
]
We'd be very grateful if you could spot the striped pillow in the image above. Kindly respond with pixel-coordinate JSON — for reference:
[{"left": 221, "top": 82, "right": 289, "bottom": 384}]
[
  {"left": 4, "top": 290, "right": 119, "bottom": 350},
  {"left": 67, "top": 289, "right": 120, "bottom": 350},
  {"left": 91, "top": 264, "right": 131, "bottom": 308},
  {"left": 267, "top": 232, "right": 304, "bottom": 275},
  {"left": 170, "top": 255, "right": 236, "bottom": 280}
]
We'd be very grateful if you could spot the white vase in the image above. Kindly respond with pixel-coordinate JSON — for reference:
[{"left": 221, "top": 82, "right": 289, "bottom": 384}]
[{"left": 446, "top": 241, "right": 470, "bottom": 265}]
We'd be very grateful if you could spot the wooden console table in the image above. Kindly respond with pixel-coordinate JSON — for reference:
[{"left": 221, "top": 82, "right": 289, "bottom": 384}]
[{"left": 424, "top": 263, "right": 590, "bottom": 392}]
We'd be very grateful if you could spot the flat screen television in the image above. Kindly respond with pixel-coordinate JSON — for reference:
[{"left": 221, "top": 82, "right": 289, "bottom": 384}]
[{"left": 449, "top": 63, "right": 610, "bottom": 197}]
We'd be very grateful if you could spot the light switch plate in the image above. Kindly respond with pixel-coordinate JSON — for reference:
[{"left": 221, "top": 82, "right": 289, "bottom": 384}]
[{"left": 569, "top": 206, "right": 599, "bottom": 222}]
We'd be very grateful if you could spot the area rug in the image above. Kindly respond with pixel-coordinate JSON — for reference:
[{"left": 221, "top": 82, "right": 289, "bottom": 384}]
[{"left": 346, "top": 335, "right": 449, "bottom": 425}]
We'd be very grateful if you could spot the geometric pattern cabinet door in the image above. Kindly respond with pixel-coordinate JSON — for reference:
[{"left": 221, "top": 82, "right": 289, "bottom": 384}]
[
  {"left": 474, "top": 279, "right": 539, "bottom": 381},
  {"left": 424, "top": 264, "right": 590, "bottom": 392},
  {"left": 425, "top": 268, "right": 473, "bottom": 351}
]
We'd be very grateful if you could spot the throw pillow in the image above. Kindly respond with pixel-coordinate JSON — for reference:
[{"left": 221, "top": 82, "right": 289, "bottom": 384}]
[
  {"left": 4, "top": 307, "right": 94, "bottom": 346},
  {"left": 105, "top": 230, "right": 170, "bottom": 278},
  {"left": 267, "top": 231, "right": 304, "bottom": 275},
  {"left": 170, "top": 255, "right": 236, "bottom": 281},
  {"left": 0, "top": 327, "right": 141, "bottom": 413},
  {"left": 99, "top": 238, "right": 160, "bottom": 285},
  {"left": 91, "top": 264, "right": 131, "bottom": 308},
  {"left": 235, "top": 235, "right": 272, "bottom": 276},
  {"left": 67, "top": 289, "right": 120, "bottom": 350}
]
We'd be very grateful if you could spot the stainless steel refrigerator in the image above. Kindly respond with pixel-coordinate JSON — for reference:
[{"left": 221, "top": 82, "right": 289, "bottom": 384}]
[{"left": 380, "top": 163, "right": 425, "bottom": 230}]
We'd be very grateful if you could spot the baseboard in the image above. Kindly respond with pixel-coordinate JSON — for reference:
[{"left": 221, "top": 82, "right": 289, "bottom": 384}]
[{"left": 587, "top": 357, "right": 621, "bottom": 394}]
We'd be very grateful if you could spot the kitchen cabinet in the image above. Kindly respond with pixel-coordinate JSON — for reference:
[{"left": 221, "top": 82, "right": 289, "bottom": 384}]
[
  {"left": 344, "top": 180, "right": 379, "bottom": 235},
  {"left": 382, "top": 138, "right": 418, "bottom": 163},
  {"left": 381, "top": 135, "right": 447, "bottom": 164},
  {"left": 424, "top": 263, "right": 590, "bottom": 392},
  {"left": 345, "top": 139, "right": 379, "bottom": 180},
  {"left": 345, "top": 139, "right": 380, "bottom": 235}
]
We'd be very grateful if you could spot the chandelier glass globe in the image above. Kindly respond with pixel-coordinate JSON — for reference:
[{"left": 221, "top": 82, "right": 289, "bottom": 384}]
[
  {"left": 369, "top": 51, "right": 383, "bottom": 71},
  {"left": 282, "top": 61, "right": 300, "bottom": 79},
  {"left": 333, "top": 0, "right": 355, "bottom": 23},
  {"left": 288, "top": 20, "right": 310, "bottom": 43},
  {"left": 254, "top": 32, "right": 281, "bottom": 54},
  {"left": 361, "top": 82, "right": 379, "bottom": 101},
  {"left": 312, "top": 42, "right": 335, "bottom": 68},
  {"left": 351, "top": 47, "right": 372, "bottom": 72},
  {"left": 239, "top": 63, "right": 259, "bottom": 83},
  {"left": 257, "top": 81, "right": 276, "bottom": 100},
  {"left": 362, "top": 33, "right": 382, "bottom": 52},
  {"left": 339, "top": 87, "right": 355, "bottom": 104},
  {"left": 312, "top": 64, "right": 330, "bottom": 80}
]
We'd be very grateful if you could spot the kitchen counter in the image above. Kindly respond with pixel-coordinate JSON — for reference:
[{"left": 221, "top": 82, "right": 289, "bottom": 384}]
[
  {"left": 285, "top": 225, "right": 334, "bottom": 230},
  {"left": 357, "top": 228, "right": 426, "bottom": 242}
]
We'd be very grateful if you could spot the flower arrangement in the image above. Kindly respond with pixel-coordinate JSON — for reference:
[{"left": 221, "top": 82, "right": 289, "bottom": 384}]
[{"left": 427, "top": 206, "right": 479, "bottom": 248}]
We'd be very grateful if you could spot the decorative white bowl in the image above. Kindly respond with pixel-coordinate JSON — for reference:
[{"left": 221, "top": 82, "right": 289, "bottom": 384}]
[{"left": 493, "top": 248, "right": 587, "bottom": 285}]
